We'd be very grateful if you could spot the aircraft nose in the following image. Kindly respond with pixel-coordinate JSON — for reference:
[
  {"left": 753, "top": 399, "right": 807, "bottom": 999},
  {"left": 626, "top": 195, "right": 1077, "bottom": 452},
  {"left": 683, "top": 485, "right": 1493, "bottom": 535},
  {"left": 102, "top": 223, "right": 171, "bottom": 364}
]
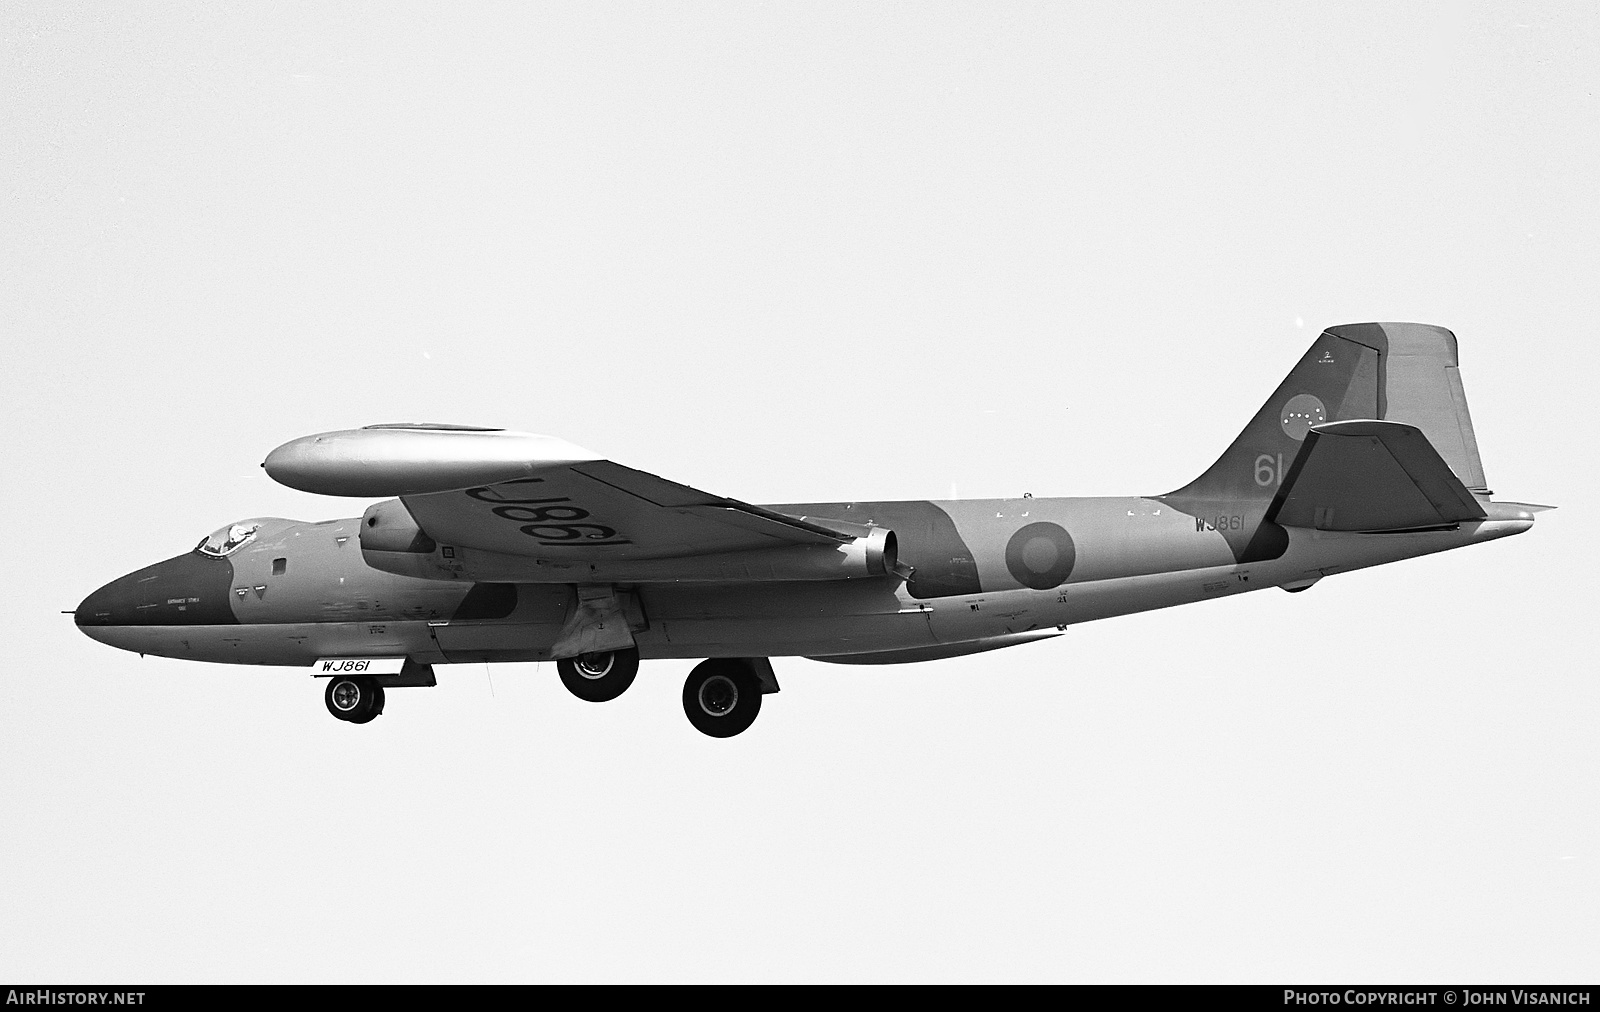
[
  {"left": 75, "top": 552, "right": 238, "bottom": 630},
  {"left": 75, "top": 570, "right": 144, "bottom": 627}
]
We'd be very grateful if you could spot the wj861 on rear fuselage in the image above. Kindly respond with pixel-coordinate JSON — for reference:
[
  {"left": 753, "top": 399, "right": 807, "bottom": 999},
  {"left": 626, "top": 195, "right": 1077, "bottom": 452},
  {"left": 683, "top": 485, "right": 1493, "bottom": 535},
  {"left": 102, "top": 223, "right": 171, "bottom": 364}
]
[{"left": 76, "top": 324, "right": 1544, "bottom": 736}]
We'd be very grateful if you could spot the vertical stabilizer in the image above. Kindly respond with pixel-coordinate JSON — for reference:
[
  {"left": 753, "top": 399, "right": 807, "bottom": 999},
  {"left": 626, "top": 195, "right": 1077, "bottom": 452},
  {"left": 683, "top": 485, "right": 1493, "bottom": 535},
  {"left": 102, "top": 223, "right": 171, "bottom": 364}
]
[
  {"left": 1168, "top": 322, "right": 1488, "bottom": 502},
  {"left": 1161, "top": 322, "right": 1489, "bottom": 561}
]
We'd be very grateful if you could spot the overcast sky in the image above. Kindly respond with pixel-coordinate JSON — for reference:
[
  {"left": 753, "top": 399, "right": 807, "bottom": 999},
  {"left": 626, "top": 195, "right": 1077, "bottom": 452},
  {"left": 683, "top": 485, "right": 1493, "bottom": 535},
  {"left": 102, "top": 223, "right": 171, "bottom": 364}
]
[{"left": 3, "top": 2, "right": 1597, "bottom": 982}]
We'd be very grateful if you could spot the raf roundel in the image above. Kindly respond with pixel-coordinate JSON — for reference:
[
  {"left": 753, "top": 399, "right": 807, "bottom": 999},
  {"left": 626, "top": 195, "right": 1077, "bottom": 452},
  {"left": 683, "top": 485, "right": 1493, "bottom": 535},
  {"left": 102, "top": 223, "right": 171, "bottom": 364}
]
[
  {"left": 1005, "top": 521, "right": 1077, "bottom": 590},
  {"left": 1280, "top": 393, "right": 1327, "bottom": 441}
]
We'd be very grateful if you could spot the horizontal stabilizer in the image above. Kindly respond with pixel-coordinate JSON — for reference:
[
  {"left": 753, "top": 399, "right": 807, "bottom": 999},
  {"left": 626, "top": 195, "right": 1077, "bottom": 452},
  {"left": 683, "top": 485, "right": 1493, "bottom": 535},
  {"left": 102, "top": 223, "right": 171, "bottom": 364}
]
[
  {"left": 1266, "top": 420, "right": 1488, "bottom": 532},
  {"left": 1496, "top": 501, "right": 1557, "bottom": 514}
]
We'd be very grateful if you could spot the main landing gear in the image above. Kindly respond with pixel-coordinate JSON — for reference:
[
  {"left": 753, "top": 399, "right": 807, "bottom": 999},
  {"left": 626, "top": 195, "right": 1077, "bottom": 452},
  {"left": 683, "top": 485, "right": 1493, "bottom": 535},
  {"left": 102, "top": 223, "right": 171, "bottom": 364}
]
[
  {"left": 556, "top": 647, "right": 640, "bottom": 702},
  {"left": 556, "top": 649, "right": 769, "bottom": 736},
  {"left": 325, "top": 675, "right": 385, "bottom": 724},
  {"left": 682, "top": 659, "right": 764, "bottom": 738}
]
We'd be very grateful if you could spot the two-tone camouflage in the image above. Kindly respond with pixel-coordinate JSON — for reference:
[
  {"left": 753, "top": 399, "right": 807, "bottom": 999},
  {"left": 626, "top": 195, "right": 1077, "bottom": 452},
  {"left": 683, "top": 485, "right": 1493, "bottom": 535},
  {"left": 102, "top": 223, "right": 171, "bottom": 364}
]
[{"left": 77, "top": 323, "right": 1544, "bottom": 736}]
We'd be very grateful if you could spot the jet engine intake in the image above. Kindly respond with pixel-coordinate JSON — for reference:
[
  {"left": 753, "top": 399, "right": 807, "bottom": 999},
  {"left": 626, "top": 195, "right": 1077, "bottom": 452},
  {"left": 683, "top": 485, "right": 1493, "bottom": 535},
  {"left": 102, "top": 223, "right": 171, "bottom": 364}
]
[
  {"left": 361, "top": 499, "right": 437, "bottom": 554},
  {"left": 360, "top": 499, "right": 452, "bottom": 580}
]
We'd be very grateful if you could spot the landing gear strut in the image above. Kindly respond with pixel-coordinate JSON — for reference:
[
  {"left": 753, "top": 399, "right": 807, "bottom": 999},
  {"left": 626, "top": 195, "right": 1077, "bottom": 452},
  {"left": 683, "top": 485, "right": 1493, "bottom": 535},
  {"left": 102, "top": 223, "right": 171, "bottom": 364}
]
[
  {"left": 557, "top": 646, "right": 640, "bottom": 702},
  {"left": 325, "top": 675, "right": 385, "bottom": 724},
  {"left": 682, "top": 659, "right": 763, "bottom": 737}
]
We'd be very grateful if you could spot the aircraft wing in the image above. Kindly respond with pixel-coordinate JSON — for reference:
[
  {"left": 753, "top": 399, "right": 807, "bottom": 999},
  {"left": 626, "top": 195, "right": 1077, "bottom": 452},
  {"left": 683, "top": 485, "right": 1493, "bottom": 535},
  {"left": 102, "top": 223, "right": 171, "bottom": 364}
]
[
  {"left": 264, "top": 424, "right": 854, "bottom": 561},
  {"left": 1265, "top": 419, "right": 1489, "bottom": 532},
  {"left": 402, "top": 460, "right": 854, "bottom": 561}
]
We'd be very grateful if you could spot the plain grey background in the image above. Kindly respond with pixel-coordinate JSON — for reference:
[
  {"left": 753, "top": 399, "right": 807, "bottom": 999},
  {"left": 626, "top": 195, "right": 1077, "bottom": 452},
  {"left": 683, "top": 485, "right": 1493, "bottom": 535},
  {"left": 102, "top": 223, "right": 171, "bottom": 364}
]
[{"left": 3, "top": 3, "right": 1595, "bottom": 982}]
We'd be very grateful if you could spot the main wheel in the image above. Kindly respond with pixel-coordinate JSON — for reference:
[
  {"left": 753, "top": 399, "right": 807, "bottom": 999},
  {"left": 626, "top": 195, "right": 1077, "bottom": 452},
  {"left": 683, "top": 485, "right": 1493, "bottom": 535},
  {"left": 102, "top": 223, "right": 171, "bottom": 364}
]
[
  {"left": 557, "top": 647, "right": 640, "bottom": 702},
  {"left": 682, "top": 659, "right": 762, "bottom": 738},
  {"left": 324, "top": 675, "right": 385, "bottom": 724}
]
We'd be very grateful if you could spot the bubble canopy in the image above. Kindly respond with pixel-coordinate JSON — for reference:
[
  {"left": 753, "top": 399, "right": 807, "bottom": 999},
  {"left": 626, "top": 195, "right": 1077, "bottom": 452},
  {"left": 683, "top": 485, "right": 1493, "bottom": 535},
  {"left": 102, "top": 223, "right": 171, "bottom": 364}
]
[{"left": 195, "top": 521, "right": 261, "bottom": 557}]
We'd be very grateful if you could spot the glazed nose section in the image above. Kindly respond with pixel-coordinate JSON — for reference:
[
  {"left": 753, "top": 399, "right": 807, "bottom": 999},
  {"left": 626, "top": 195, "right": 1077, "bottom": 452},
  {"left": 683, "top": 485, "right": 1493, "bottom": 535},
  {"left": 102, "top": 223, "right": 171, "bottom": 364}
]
[{"left": 75, "top": 552, "right": 238, "bottom": 631}]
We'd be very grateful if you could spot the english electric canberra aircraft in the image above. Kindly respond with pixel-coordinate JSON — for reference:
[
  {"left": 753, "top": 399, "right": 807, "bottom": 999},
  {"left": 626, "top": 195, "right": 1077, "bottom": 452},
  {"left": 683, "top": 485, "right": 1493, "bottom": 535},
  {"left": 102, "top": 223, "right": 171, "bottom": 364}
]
[{"left": 76, "top": 323, "right": 1544, "bottom": 736}]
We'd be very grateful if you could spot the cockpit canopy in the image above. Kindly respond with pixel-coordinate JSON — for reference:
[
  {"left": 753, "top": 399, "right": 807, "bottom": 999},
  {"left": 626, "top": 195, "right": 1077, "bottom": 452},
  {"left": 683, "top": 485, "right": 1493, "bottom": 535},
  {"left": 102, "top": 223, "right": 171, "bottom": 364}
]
[{"left": 195, "top": 521, "right": 261, "bottom": 557}]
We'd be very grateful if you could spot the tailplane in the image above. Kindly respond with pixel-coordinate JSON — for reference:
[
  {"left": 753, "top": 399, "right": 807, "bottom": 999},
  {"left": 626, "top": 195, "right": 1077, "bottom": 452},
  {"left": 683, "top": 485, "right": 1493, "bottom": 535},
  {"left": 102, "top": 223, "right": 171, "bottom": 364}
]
[{"left": 1265, "top": 419, "right": 1487, "bottom": 532}]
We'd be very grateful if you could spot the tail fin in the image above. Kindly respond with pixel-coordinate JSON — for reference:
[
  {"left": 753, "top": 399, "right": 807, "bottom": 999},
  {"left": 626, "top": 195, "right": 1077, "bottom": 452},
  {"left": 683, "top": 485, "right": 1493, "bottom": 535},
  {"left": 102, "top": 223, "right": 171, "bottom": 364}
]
[{"left": 1169, "top": 322, "right": 1489, "bottom": 502}]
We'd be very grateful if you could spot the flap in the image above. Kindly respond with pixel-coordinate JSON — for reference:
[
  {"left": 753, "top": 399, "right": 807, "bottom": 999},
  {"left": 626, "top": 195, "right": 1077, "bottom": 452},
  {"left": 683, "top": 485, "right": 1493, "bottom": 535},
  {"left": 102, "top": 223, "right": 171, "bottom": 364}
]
[{"left": 1266, "top": 419, "right": 1489, "bottom": 532}]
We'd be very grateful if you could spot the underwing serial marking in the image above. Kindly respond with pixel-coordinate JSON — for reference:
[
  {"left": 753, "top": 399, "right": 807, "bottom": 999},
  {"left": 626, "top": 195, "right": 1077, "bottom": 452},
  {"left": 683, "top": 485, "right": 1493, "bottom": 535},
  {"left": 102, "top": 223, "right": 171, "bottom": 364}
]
[{"left": 466, "top": 479, "right": 632, "bottom": 547}]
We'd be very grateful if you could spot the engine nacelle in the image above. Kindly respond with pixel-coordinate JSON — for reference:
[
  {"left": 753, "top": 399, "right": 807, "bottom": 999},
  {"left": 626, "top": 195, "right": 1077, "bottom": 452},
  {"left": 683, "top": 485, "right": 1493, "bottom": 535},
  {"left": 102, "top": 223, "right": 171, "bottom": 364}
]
[
  {"left": 356, "top": 498, "right": 898, "bottom": 584},
  {"left": 360, "top": 499, "right": 435, "bottom": 554},
  {"left": 360, "top": 499, "right": 456, "bottom": 581}
]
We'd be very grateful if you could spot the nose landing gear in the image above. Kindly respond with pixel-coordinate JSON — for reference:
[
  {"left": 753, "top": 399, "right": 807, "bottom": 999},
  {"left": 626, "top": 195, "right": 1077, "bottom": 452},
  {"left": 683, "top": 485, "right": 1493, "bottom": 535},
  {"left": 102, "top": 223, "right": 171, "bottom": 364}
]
[
  {"left": 556, "top": 646, "right": 641, "bottom": 702},
  {"left": 682, "top": 659, "right": 763, "bottom": 738},
  {"left": 325, "top": 675, "right": 385, "bottom": 724}
]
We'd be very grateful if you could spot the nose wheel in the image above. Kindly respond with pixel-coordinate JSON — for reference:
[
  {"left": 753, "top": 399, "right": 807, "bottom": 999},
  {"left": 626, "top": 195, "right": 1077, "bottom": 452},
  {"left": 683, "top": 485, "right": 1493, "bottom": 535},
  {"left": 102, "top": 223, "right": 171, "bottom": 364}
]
[
  {"left": 682, "top": 659, "right": 762, "bottom": 737},
  {"left": 557, "top": 646, "right": 641, "bottom": 702},
  {"left": 325, "top": 675, "right": 385, "bottom": 724}
]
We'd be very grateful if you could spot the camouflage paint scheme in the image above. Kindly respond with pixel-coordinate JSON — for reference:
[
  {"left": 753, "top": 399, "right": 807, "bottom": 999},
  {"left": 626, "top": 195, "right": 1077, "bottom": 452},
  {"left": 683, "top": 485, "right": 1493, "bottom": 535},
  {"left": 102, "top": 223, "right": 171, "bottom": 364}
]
[{"left": 77, "top": 324, "right": 1539, "bottom": 676}]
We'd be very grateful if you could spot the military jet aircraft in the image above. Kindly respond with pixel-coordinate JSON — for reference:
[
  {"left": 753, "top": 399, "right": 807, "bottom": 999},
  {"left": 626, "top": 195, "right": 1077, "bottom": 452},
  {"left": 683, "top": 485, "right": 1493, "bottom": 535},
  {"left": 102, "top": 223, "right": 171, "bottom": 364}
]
[{"left": 76, "top": 323, "right": 1544, "bottom": 736}]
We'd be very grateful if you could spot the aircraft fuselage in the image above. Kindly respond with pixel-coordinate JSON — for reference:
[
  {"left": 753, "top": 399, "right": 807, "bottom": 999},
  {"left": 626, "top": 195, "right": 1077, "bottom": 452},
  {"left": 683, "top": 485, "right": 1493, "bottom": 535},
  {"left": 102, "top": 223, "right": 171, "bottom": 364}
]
[{"left": 76, "top": 493, "right": 1535, "bottom": 667}]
